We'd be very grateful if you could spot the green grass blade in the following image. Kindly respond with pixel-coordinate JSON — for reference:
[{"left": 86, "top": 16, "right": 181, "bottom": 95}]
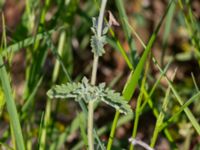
[
  {"left": 94, "top": 129, "right": 106, "bottom": 150},
  {"left": 118, "top": 1, "right": 177, "bottom": 146},
  {"left": 161, "top": 92, "right": 200, "bottom": 130},
  {"left": 122, "top": 0, "right": 174, "bottom": 101},
  {"left": 52, "top": 31, "right": 66, "bottom": 82},
  {"left": 163, "top": 4, "right": 175, "bottom": 47},
  {"left": 107, "top": 1, "right": 174, "bottom": 149},
  {"left": 1, "top": 29, "right": 54, "bottom": 56},
  {"left": 0, "top": 57, "right": 25, "bottom": 150},
  {"left": 129, "top": 59, "right": 150, "bottom": 150},
  {"left": 153, "top": 57, "right": 200, "bottom": 135},
  {"left": 38, "top": 112, "right": 45, "bottom": 149},
  {"left": 0, "top": 14, "right": 25, "bottom": 150},
  {"left": 115, "top": 0, "right": 137, "bottom": 66},
  {"left": 21, "top": 76, "right": 43, "bottom": 114},
  {"left": 0, "top": 87, "right": 5, "bottom": 116},
  {"left": 49, "top": 113, "right": 84, "bottom": 150},
  {"left": 106, "top": 110, "right": 120, "bottom": 150},
  {"left": 150, "top": 70, "right": 176, "bottom": 148},
  {"left": 49, "top": 39, "right": 72, "bottom": 83},
  {"left": 79, "top": 113, "right": 88, "bottom": 148},
  {"left": 106, "top": 36, "right": 133, "bottom": 70},
  {"left": 140, "top": 60, "right": 172, "bottom": 112},
  {"left": 191, "top": 73, "right": 199, "bottom": 92},
  {"left": 178, "top": 1, "right": 200, "bottom": 64},
  {"left": 161, "top": 1, "right": 176, "bottom": 66},
  {"left": 142, "top": 87, "right": 177, "bottom": 148}
]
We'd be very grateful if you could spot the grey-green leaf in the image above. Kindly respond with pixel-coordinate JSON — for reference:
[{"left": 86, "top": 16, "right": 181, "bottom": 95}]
[
  {"left": 101, "top": 88, "right": 132, "bottom": 115},
  {"left": 47, "top": 77, "right": 132, "bottom": 115},
  {"left": 91, "top": 35, "right": 106, "bottom": 56},
  {"left": 47, "top": 82, "right": 80, "bottom": 99}
]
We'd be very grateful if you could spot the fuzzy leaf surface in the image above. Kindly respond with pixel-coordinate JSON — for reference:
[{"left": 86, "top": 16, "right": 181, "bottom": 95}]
[
  {"left": 47, "top": 77, "right": 132, "bottom": 114},
  {"left": 90, "top": 17, "right": 109, "bottom": 57}
]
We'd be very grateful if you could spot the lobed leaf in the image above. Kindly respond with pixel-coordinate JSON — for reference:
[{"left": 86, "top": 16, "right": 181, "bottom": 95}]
[
  {"left": 47, "top": 82, "right": 80, "bottom": 99},
  {"left": 47, "top": 77, "right": 132, "bottom": 114},
  {"left": 101, "top": 88, "right": 132, "bottom": 114},
  {"left": 90, "top": 17, "right": 109, "bottom": 57}
]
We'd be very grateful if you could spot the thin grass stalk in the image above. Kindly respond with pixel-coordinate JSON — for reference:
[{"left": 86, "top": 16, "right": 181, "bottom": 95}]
[
  {"left": 50, "top": 43, "right": 88, "bottom": 114},
  {"left": 178, "top": 0, "right": 200, "bottom": 64},
  {"left": 0, "top": 57, "right": 25, "bottom": 150},
  {"left": 106, "top": 110, "right": 120, "bottom": 150},
  {"left": 153, "top": 57, "right": 200, "bottom": 135},
  {"left": 107, "top": 69, "right": 138, "bottom": 150},
  {"left": 49, "top": 30, "right": 72, "bottom": 142},
  {"left": 40, "top": 0, "right": 51, "bottom": 25},
  {"left": 129, "top": 57, "right": 150, "bottom": 150},
  {"left": 115, "top": 0, "right": 137, "bottom": 66},
  {"left": 25, "top": 0, "right": 34, "bottom": 33},
  {"left": 139, "top": 60, "right": 172, "bottom": 112},
  {"left": 72, "top": 114, "right": 134, "bottom": 150},
  {"left": 108, "top": 30, "right": 133, "bottom": 70},
  {"left": 161, "top": 1, "right": 176, "bottom": 67},
  {"left": 39, "top": 31, "right": 67, "bottom": 150},
  {"left": 142, "top": 88, "right": 177, "bottom": 147},
  {"left": 150, "top": 70, "right": 176, "bottom": 147},
  {"left": 39, "top": 99, "right": 51, "bottom": 150},
  {"left": 191, "top": 73, "right": 199, "bottom": 91},
  {"left": 24, "top": 0, "right": 52, "bottom": 101},
  {"left": 1, "top": 14, "right": 7, "bottom": 50},
  {"left": 160, "top": 92, "right": 200, "bottom": 130},
  {"left": 38, "top": 112, "right": 45, "bottom": 148},
  {"left": 52, "top": 31, "right": 66, "bottom": 82},
  {"left": 10, "top": 125, "right": 16, "bottom": 150},
  {"left": 21, "top": 77, "right": 43, "bottom": 114}
]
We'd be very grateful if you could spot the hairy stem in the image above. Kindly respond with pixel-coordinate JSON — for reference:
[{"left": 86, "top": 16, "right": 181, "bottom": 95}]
[
  {"left": 88, "top": 0, "right": 107, "bottom": 150},
  {"left": 88, "top": 101, "right": 95, "bottom": 150},
  {"left": 91, "top": 56, "right": 99, "bottom": 85},
  {"left": 97, "top": 0, "right": 107, "bottom": 37}
]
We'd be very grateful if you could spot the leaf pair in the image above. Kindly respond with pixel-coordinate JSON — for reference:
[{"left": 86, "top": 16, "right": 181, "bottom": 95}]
[
  {"left": 90, "top": 17, "right": 108, "bottom": 56},
  {"left": 47, "top": 77, "right": 132, "bottom": 114}
]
